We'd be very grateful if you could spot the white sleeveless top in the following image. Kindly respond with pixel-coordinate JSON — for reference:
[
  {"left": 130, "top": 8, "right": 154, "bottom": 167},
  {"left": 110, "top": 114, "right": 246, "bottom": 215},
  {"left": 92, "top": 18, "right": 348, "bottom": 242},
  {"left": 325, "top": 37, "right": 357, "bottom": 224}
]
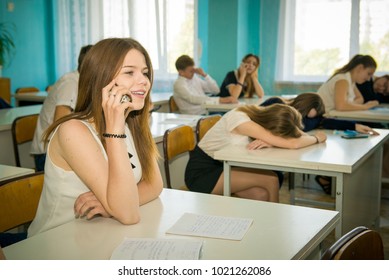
[
  {"left": 28, "top": 120, "right": 142, "bottom": 237},
  {"left": 317, "top": 72, "right": 356, "bottom": 113}
]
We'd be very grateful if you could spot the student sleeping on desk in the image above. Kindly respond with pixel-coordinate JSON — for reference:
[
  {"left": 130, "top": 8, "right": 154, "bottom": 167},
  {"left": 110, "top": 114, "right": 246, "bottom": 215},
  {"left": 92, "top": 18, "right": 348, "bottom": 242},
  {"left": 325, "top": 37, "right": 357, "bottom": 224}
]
[
  {"left": 27, "top": 38, "right": 163, "bottom": 237},
  {"left": 260, "top": 93, "right": 378, "bottom": 195},
  {"left": 185, "top": 103, "right": 327, "bottom": 203}
]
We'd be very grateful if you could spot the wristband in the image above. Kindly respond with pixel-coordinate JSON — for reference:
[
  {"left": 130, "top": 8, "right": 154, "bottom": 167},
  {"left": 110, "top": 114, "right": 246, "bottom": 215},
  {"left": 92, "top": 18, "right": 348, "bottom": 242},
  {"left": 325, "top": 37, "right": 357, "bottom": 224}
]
[
  {"left": 313, "top": 135, "right": 319, "bottom": 143},
  {"left": 102, "top": 133, "right": 127, "bottom": 138},
  {"left": 237, "top": 82, "right": 244, "bottom": 86}
]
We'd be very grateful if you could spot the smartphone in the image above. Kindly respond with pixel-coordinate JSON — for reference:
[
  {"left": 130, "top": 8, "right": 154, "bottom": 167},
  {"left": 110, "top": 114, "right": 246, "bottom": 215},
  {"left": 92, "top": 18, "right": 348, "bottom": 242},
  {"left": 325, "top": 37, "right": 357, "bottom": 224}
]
[
  {"left": 341, "top": 134, "right": 369, "bottom": 139},
  {"left": 120, "top": 94, "right": 132, "bottom": 103}
]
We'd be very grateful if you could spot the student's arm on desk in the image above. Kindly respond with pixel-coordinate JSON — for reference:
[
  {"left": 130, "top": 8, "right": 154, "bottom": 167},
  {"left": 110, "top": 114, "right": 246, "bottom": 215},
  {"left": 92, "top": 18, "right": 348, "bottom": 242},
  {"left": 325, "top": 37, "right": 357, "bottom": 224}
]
[
  {"left": 334, "top": 80, "right": 379, "bottom": 110},
  {"left": 234, "top": 121, "right": 327, "bottom": 150},
  {"left": 74, "top": 157, "right": 163, "bottom": 220}
]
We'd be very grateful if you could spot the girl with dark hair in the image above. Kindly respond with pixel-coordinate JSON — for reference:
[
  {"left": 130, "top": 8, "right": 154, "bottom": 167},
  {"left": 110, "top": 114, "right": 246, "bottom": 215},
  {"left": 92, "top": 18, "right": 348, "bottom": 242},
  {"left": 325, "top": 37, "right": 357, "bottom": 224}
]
[{"left": 219, "top": 54, "right": 265, "bottom": 99}]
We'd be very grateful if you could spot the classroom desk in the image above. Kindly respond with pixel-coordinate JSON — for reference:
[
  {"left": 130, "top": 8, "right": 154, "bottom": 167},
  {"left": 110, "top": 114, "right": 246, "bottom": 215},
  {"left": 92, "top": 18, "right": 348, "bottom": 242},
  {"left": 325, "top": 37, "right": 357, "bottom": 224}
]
[
  {"left": 202, "top": 95, "right": 297, "bottom": 114},
  {"left": 150, "top": 112, "right": 201, "bottom": 143},
  {"left": 327, "top": 105, "right": 389, "bottom": 124},
  {"left": 0, "top": 105, "right": 42, "bottom": 167},
  {"left": 0, "top": 164, "right": 35, "bottom": 183},
  {"left": 214, "top": 129, "right": 389, "bottom": 238},
  {"left": 3, "top": 188, "right": 339, "bottom": 260},
  {"left": 202, "top": 97, "right": 264, "bottom": 113},
  {"left": 12, "top": 91, "right": 47, "bottom": 106},
  {"left": 151, "top": 92, "right": 172, "bottom": 108}
]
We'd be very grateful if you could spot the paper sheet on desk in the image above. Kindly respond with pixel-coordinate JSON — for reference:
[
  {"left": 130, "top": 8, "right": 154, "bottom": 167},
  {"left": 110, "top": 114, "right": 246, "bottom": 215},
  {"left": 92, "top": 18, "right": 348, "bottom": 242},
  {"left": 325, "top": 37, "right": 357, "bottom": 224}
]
[
  {"left": 110, "top": 238, "right": 203, "bottom": 260},
  {"left": 166, "top": 213, "right": 253, "bottom": 240}
]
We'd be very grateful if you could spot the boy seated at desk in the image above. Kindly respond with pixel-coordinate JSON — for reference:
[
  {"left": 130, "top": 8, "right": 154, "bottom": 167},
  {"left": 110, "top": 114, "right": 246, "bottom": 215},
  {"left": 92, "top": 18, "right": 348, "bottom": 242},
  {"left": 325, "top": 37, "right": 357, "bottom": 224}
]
[{"left": 173, "top": 55, "right": 236, "bottom": 115}]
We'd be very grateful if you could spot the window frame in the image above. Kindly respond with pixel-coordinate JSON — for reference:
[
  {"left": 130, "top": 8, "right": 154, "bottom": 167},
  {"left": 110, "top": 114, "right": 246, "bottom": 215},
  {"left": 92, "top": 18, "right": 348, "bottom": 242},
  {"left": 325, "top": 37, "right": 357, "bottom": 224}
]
[{"left": 277, "top": 0, "right": 387, "bottom": 83}]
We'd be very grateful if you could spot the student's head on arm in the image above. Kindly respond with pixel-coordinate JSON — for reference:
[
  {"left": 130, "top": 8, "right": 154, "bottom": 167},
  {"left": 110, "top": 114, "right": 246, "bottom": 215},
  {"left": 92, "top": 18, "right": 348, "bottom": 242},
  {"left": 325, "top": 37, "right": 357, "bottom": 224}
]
[
  {"left": 235, "top": 104, "right": 326, "bottom": 149},
  {"left": 175, "top": 55, "right": 196, "bottom": 80},
  {"left": 373, "top": 75, "right": 389, "bottom": 95},
  {"left": 239, "top": 54, "right": 261, "bottom": 98},
  {"left": 288, "top": 93, "right": 325, "bottom": 118}
]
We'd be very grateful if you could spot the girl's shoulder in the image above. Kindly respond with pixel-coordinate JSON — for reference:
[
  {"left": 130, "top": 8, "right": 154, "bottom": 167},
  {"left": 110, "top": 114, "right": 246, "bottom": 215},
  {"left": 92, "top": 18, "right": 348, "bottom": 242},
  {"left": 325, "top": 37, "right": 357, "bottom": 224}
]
[{"left": 58, "top": 119, "right": 94, "bottom": 137}]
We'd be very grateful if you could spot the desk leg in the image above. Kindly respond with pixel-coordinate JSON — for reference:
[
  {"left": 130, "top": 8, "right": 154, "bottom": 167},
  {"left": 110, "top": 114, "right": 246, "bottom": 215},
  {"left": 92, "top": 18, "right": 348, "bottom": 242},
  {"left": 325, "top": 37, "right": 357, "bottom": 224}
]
[
  {"left": 289, "top": 172, "right": 296, "bottom": 205},
  {"left": 338, "top": 148, "right": 382, "bottom": 238},
  {"left": 335, "top": 174, "right": 343, "bottom": 239},
  {"left": 223, "top": 161, "right": 231, "bottom": 196}
]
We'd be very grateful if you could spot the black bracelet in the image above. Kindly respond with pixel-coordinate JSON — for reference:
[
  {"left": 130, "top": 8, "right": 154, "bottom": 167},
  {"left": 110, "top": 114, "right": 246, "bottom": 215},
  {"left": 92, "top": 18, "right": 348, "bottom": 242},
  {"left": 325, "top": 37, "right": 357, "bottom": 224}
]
[
  {"left": 237, "top": 82, "right": 244, "bottom": 86},
  {"left": 102, "top": 133, "right": 127, "bottom": 138},
  {"left": 313, "top": 135, "right": 319, "bottom": 143}
]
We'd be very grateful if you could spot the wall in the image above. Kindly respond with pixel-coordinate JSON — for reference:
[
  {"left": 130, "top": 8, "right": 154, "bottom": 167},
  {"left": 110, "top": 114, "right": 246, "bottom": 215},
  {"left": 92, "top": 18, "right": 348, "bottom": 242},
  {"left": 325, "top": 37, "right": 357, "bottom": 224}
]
[
  {"left": 1, "top": 0, "right": 311, "bottom": 101},
  {"left": 0, "top": 0, "right": 54, "bottom": 97}
]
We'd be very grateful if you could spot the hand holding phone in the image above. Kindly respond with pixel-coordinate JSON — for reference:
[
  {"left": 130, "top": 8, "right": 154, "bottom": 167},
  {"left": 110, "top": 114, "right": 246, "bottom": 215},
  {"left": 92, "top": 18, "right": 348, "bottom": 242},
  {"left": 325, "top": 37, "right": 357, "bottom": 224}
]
[{"left": 120, "top": 94, "right": 132, "bottom": 103}]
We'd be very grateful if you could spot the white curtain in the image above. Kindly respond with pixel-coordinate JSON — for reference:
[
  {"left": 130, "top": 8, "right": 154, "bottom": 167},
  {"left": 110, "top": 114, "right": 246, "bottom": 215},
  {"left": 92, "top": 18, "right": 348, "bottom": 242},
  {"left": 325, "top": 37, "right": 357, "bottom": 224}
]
[{"left": 54, "top": 0, "right": 103, "bottom": 79}]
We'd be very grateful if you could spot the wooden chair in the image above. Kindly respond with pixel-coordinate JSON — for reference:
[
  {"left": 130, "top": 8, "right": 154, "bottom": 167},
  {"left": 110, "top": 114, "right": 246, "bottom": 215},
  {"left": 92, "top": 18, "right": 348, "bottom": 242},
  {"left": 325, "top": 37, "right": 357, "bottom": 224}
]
[
  {"left": 11, "top": 114, "right": 39, "bottom": 167},
  {"left": 0, "top": 77, "right": 11, "bottom": 104},
  {"left": 15, "top": 87, "right": 40, "bottom": 106},
  {"left": 321, "top": 226, "right": 384, "bottom": 260},
  {"left": 169, "top": 96, "right": 179, "bottom": 113},
  {"left": 163, "top": 125, "right": 196, "bottom": 189},
  {"left": 15, "top": 87, "right": 39, "bottom": 93},
  {"left": 0, "top": 172, "right": 44, "bottom": 247},
  {"left": 195, "top": 114, "right": 221, "bottom": 142}
]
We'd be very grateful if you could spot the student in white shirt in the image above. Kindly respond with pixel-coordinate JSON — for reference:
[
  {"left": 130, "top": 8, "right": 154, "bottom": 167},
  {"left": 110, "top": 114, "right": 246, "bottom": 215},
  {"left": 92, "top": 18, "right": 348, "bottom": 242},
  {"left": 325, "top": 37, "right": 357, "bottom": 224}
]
[
  {"left": 30, "top": 45, "right": 93, "bottom": 171},
  {"left": 173, "top": 55, "right": 236, "bottom": 115},
  {"left": 317, "top": 54, "right": 379, "bottom": 113}
]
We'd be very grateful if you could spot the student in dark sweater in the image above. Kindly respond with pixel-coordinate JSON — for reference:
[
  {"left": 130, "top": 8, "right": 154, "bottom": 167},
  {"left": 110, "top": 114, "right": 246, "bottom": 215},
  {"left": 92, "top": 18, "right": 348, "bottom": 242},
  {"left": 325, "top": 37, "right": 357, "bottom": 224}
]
[
  {"left": 260, "top": 93, "right": 378, "bottom": 194},
  {"left": 356, "top": 75, "right": 389, "bottom": 103}
]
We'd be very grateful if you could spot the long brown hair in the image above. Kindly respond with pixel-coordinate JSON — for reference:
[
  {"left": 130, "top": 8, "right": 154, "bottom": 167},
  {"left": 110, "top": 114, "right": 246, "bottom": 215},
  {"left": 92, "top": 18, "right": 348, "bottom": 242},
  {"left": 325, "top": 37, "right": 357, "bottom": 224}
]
[
  {"left": 329, "top": 54, "right": 377, "bottom": 80},
  {"left": 237, "top": 54, "right": 260, "bottom": 98},
  {"left": 288, "top": 93, "right": 325, "bottom": 118},
  {"left": 44, "top": 38, "right": 158, "bottom": 182},
  {"left": 237, "top": 104, "right": 303, "bottom": 138}
]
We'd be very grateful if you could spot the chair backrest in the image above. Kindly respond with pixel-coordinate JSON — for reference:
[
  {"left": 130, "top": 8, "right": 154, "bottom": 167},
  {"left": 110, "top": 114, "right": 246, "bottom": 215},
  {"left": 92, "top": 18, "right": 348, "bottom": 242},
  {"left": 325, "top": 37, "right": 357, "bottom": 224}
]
[
  {"left": 15, "top": 87, "right": 39, "bottom": 93},
  {"left": 11, "top": 114, "right": 39, "bottom": 167},
  {"left": 169, "top": 96, "right": 180, "bottom": 113},
  {"left": 0, "top": 77, "right": 11, "bottom": 104},
  {"left": 321, "top": 226, "right": 384, "bottom": 260},
  {"left": 195, "top": 114, "right": 222, "bottom": 142},
  {"left": 163, "top": 125, "right": 196, "bottom": 189},
  {"left": 0, "top": 172, "right": 44, "bottom": 233}
]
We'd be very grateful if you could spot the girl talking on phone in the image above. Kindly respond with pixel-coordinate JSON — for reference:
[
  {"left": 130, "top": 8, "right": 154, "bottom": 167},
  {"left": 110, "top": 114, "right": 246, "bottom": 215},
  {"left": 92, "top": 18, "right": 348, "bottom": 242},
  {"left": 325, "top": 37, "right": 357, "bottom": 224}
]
[{"left": 28, "top": 38, "right": 163, "bottom": 237}]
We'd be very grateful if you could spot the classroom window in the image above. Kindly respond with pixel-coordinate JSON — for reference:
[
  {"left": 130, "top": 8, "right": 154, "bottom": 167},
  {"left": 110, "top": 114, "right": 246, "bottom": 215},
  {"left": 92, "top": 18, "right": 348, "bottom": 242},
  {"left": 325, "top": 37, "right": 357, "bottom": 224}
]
[
  {"left": 102, "top": 0, "right": 195, "bottom": 82},
  {"left": 277, "top": 0, "right": 389, "bottom": 82}
]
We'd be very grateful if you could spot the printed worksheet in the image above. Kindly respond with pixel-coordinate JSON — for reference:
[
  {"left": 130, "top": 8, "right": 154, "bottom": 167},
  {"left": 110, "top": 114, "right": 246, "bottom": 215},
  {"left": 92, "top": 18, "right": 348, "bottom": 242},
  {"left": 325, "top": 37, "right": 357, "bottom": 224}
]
[
  {"left": 110, "top": 238, "right": 203, "bottom": 260},
  {"left": 166, "top": 213, "right": 253, "bottom": 240}
]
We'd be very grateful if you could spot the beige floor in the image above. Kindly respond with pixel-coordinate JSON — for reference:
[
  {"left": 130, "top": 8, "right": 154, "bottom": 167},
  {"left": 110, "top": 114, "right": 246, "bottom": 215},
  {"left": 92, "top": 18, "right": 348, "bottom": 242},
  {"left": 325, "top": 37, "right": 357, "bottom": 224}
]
[{"left": 279, "top": 174, "right": 389, "bottom": 259}]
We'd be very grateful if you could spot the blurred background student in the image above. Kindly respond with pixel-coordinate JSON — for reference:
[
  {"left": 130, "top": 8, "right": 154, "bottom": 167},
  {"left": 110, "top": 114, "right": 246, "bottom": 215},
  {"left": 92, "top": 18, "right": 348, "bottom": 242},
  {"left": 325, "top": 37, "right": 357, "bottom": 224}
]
[
  {"left": 219, "top": 54, "right": 265, "bottom": 100},
  {"left": 357, "top": 74, "right": 389, "bottom": 104},
  {"left": 317, "top": 54, "right": 379, "bottom": 113},
  {"left": 30, "top": 45, "right": 93, "bottom": 171},
  {"left": 173, "top": 55, "right": 235, "bottom": 115}
]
